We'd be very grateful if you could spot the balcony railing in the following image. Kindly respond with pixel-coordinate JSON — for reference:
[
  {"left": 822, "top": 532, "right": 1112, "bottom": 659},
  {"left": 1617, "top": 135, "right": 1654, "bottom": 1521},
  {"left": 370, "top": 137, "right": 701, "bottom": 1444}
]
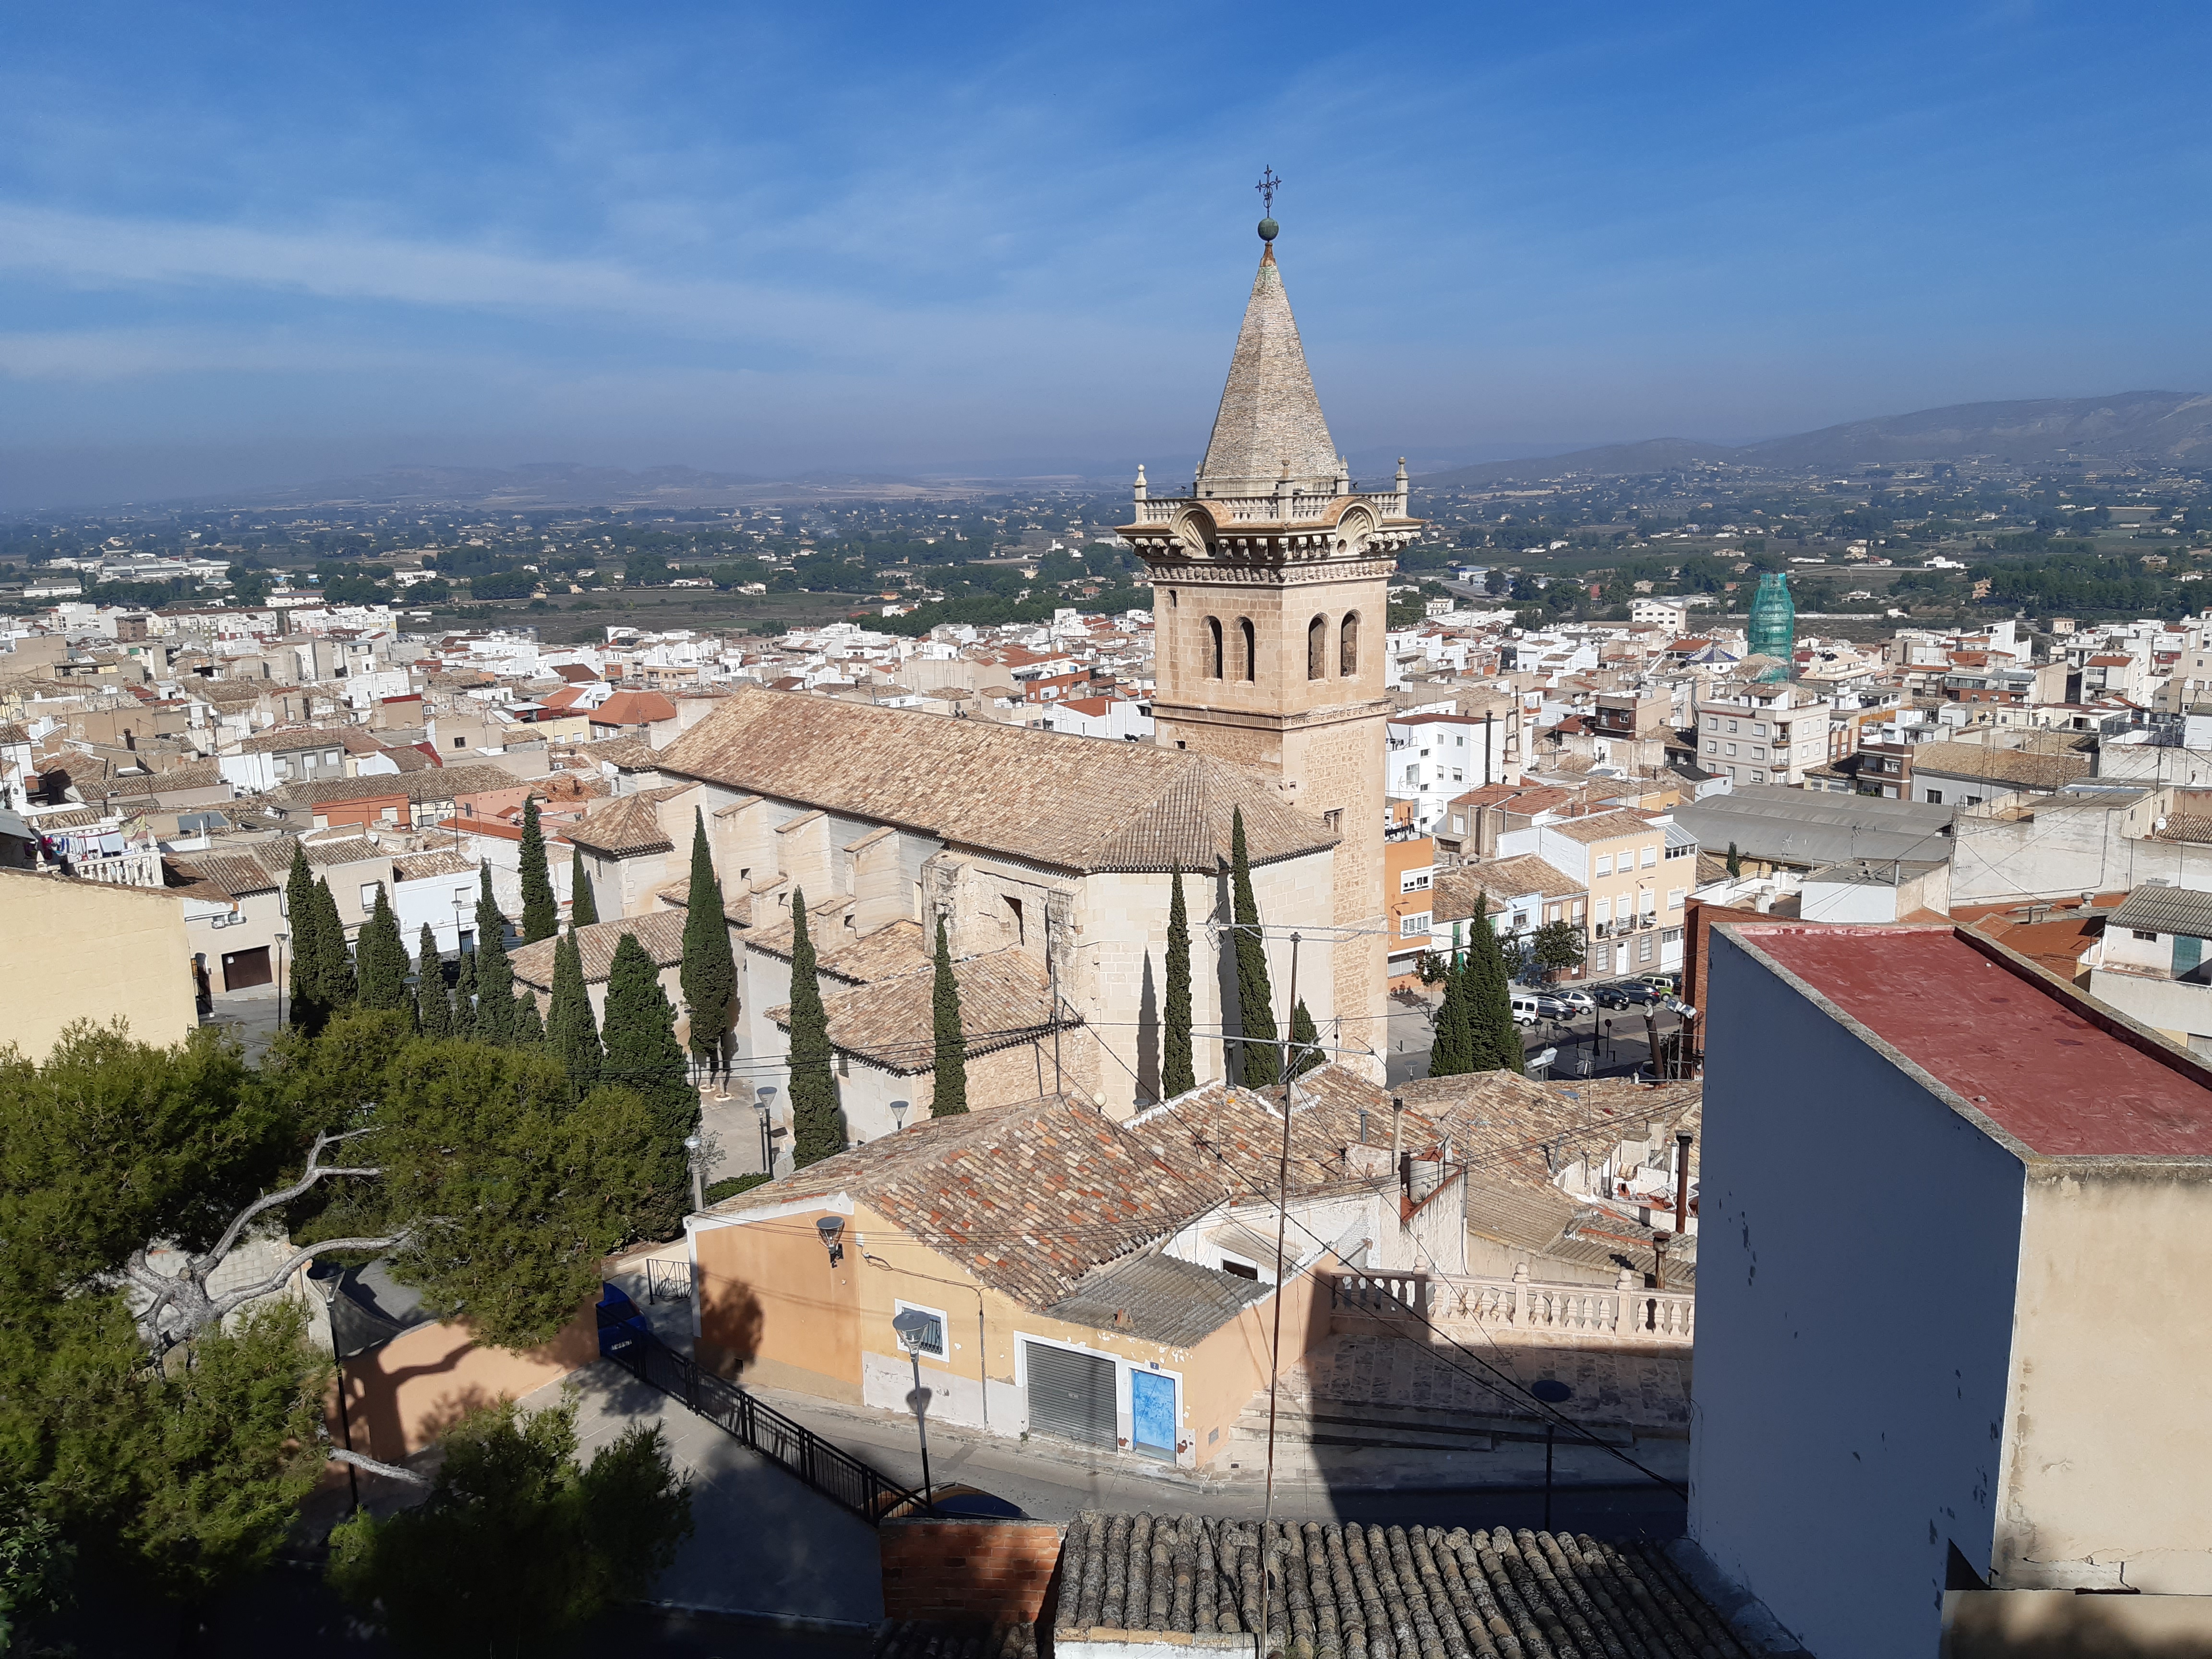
[{"left": 1329, "top": 1266, "right": 1693, "bottom": 1346}]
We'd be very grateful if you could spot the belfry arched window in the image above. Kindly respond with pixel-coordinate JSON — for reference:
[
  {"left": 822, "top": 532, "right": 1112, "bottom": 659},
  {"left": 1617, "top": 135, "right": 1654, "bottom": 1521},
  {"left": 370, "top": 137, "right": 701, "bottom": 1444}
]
[
  {"left": 1308, "top": 615, "right": 1328, "bottom": 680},
  {"left": 1238, "top": 618, "right": 1257, "bottom": 683},
  {"left": 1206, "top": 617, "right": 1224, "bottom": 679},
  {"left": 1340, "top": 612, "right": 1360, "bottom": 677}
]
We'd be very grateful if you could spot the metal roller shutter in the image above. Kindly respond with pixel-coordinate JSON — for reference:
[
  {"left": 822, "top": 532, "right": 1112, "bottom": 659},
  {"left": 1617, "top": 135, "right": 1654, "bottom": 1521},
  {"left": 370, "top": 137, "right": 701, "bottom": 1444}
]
[{"left": 1024, "top": 1342, "right": 1115, "bottom": 1448}]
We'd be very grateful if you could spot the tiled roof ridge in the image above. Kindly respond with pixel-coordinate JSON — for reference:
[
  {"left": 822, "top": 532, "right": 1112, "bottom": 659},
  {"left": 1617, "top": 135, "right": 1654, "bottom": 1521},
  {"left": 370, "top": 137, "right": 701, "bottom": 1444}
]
[{"left": 1053, "top": 1512, "right": 1749, "bottom": 1657}]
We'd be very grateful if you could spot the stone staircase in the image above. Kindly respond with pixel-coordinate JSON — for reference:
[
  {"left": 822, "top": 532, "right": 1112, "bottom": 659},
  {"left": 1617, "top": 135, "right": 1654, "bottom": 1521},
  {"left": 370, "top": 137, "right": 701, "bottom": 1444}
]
[{"left": 1210, "top": 1394, "right": 1635, "bottom": 1485}]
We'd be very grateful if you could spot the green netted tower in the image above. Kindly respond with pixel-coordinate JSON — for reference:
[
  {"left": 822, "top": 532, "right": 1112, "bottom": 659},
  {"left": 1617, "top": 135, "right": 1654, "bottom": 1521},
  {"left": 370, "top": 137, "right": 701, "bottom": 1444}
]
[{"left": 1746, "top": 571, "right": 1795, "bottom": 682}]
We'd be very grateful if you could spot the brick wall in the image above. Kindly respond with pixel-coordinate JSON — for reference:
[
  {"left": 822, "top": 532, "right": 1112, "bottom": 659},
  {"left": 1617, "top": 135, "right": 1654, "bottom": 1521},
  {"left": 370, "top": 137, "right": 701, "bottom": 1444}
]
[{"left": 879, "top": 1517, "right": 1067, "bottom": 1626}]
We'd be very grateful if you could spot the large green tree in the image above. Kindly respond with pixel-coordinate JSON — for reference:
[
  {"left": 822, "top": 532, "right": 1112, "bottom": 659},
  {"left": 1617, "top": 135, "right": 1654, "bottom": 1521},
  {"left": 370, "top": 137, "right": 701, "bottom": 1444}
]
[
  {"left": 678, "top": 808, "right": 735, "bottom": 1075},
  {"left": 282, "top": 842, "right": 324, "bottom": 1033},
  {"left": 1466, "top": 897, "right": 1525, "bottom": 1075},
  {"left": 0, "top": 962, "right": 743, "bottom": 1635},
  {"left": 328, "top": 1398, "right": 691, "bottom": 1658},
  {"left": 415, "top": 925, "right": 450, "bottom": 1038},
  {"left": 1228, "top": 809, "right": 1279, "bottom": 1088},
  {"left": 786, "top": 890, "right": 842, "bottom": 1166},
  {"left": 929, "top": 914, "right": 967, "bottom": 1117},
  {"left": 310, "top": 877, "right": 355, "bottom": 1015},
  {"left": 452, "top": 949, "right": 479, "bottom": 1043},
  {"left": 1162, "top": 869, "right": 1195, "bottom": 1099},
  {"left": 599, "top": 933, "right": 690, "bottom": 1119},
  {"left": 517, "top": 795, "right": 558, "bottom": 944},
  {"left": 355, "top": 884, "right": 411, "bottom": 1014},
  {"left": 569, "top": 847, "right": 598, "bottom": 928},
  {"left": 472, "top": 864, "right": 514, "bottom": 1046},
  {"left": 1429, "top": 926, "right": 1473, "bottom": 1079},
  {"left": 545, "top": 930, "right": 601, "bottom": 1097}
]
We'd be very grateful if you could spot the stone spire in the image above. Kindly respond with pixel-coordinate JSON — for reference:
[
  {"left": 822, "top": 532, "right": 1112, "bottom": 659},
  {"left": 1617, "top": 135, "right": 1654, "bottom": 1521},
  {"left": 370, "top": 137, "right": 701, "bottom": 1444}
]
[{"left": 1195, "top": 237, "right": 1343, "bottom": 500}]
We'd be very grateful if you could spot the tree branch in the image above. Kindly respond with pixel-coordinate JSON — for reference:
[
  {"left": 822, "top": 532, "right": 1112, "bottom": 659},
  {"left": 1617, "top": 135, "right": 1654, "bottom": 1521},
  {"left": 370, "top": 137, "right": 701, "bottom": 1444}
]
[
  {"left": 327, "top": 1446, "right": 431, "bottom": 1488},
  {"left": 202, "top": 1232, "right": 411, "bottom": 1326},
  {"left": 204, "top": 1126, "right": 385, "bottom": 1268}
]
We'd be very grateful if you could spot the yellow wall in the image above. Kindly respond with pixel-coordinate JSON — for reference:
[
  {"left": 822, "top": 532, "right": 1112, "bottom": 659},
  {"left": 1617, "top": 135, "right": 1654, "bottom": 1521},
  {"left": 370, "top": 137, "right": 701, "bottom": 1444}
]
[
  {"left": 329, "top": 1303, "right": 600, "bottom": 1461},
  {"left": 1996, "top": 1166, "right": 2212, "bottom": 1593},
  {"left": 693, "top": 1201, "right": 1339, "bottom": 1462},
  {"left": 0, "top": 868, "right": 195, "bottom": 1059}
]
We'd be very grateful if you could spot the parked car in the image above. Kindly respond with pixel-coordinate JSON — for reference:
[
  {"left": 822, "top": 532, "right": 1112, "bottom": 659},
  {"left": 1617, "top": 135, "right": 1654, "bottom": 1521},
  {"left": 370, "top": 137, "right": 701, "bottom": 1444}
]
[
  {"left": 1634, "top": 973, "right": 1680, "bottom": 996},
  {"left": 1594, "top": 980, "right": 1666, "bottom": 1009},
  {"left": 1508, "top": 992, "right": 1543, "bottom": 1026},
  {"left": 1508, "top": 982, "right": 1577, "bottom": 1021},
  {"left": 1551, "top": 987, "right": 1596, "bottom": 1013}
]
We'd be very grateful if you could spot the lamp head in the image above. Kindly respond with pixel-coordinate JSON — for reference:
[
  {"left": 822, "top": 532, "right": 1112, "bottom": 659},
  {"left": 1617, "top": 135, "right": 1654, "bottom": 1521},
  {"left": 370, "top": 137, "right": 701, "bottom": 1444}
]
[
  {"left": 892, "top": 1307, "right": 933, "bottom": 1352},
  {"left": 815, "top": 1215, "right": 846, "bottom": 1263}
]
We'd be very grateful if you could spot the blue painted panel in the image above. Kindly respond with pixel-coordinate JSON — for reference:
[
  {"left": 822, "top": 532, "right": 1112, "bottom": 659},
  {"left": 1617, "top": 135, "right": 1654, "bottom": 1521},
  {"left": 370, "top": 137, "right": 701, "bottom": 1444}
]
[{"left": 1130, "top": 1368, "right": 1175, "bottom": 1456}]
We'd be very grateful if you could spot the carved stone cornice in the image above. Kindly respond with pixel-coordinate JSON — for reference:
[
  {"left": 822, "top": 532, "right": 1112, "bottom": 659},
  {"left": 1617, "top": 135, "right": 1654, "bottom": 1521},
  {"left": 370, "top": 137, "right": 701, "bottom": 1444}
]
[
  {"left": 1150, "top": 697, "right": 1395, "bottom": 733},
  {"left": 1139, "top": 555, "right": 1398, "bottom": 587}
]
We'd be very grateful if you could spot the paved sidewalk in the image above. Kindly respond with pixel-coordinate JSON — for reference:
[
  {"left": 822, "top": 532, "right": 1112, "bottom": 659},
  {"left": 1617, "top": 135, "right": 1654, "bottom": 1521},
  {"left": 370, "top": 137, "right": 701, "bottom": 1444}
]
[{"left": 522, "top": 1358, "right": 884, "bottom": 1627}]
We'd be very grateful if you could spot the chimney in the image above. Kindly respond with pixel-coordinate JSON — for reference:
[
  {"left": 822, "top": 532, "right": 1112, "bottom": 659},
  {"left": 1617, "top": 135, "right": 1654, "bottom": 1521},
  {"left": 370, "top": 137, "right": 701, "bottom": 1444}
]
[{"left": 1673, "top": 1132, "right": 1693, "bottom": 1236}]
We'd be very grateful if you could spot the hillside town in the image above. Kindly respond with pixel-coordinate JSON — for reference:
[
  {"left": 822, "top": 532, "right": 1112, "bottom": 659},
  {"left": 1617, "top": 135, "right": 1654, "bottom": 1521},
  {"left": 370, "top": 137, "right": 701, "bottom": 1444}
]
[{"left": 9, "top": 228, "right": 2212, "bottom": 1659}]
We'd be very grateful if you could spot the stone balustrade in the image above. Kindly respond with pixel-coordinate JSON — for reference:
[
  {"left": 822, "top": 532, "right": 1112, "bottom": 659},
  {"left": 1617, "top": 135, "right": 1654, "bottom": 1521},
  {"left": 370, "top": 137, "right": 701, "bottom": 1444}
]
[{"left": 1328, "top": 1263, "right": 1695, "bottom": 1346}]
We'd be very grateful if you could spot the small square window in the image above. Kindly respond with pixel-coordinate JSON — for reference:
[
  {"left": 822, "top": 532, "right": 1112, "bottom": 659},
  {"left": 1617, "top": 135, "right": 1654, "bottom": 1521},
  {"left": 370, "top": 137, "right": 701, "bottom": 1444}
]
[
  {"left": 2134, "top": 929, "right": 2160, "bottom": 942},
  {"left": 894, "top": 1300, "right": 947, "bottom": 1358}
]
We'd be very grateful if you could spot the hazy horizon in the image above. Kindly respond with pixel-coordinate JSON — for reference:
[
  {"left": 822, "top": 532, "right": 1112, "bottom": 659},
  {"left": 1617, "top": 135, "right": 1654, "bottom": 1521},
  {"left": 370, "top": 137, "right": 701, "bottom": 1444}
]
[{"left": 6, "top": 1, "right": 2211, "bottom": 510}]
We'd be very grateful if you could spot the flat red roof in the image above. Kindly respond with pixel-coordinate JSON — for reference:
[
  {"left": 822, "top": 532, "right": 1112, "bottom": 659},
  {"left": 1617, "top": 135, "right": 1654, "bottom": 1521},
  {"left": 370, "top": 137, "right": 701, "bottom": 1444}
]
[{"left": 1736, "top": 924, "right": 2212, "bottom": 1157}]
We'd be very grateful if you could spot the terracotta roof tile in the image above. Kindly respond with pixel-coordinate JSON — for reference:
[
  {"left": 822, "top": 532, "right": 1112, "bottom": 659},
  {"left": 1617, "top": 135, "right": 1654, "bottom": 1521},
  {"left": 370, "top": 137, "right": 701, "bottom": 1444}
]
[
  {"left": 509, "top": 909, "right": 686, "bottom": 990},
  {"left": 565, "top": 792, "right": 675, "bottom": 857},
  {"left": 657, "top": 686, "right": 1334, "bottom": 874},
  {"left": 765, "top": 946, "right": 1070, "bottom": 1073}
]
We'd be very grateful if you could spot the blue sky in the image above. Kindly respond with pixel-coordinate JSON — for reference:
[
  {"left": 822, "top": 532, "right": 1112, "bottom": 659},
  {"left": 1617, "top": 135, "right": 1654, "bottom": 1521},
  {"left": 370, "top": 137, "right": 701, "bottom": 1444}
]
[{"left": 4, "top": 1, "right": 2210, "bottom": 506}]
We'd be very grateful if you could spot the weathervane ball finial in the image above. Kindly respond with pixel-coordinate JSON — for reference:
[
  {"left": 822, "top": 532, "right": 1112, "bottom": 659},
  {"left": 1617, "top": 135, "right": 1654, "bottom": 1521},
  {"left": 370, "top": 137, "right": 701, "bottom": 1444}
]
[{"left": 1255, "top": 165, "right": 1281, "bottom": 241}]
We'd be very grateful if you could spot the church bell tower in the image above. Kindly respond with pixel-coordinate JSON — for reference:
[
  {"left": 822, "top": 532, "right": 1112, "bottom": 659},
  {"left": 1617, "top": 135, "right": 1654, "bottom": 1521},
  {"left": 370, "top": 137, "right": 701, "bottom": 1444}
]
[{"left": 1120, "top": 180, "right": 1422, "bottom": 1074}]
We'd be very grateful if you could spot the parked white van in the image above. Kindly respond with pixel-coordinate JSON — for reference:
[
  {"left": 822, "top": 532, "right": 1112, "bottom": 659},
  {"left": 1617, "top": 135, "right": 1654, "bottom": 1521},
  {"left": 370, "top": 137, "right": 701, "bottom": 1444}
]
[{"left": 1509, "top": 993, "right": 1542, "bottom": 1026}]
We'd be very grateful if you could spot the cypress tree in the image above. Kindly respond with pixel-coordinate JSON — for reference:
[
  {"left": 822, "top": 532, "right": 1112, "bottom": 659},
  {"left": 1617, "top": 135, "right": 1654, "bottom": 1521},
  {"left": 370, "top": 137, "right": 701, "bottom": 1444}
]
[
  {"left": 601, "top": 930, "right": 692, "bottom": 1125},
  {"left": 1430, "top": 924, "right": 1471, "bottom": 1078},
  {"left": 356, "top": 883, "right": 410, "bottom": 1012},
  {"left": 678, "top": 808, "right": 735, "bottom": 1073},
  {"left": 517, "top": 795, "right": 557, "bottom": 943},
  {"left": 453, "top": 949, "right": 479, "bottom": 1042},
  {"left": 472, "top": 864, "right": 514, "bottom": 1045},
  {"left": 929, "top": 914, "right": 967, "bottom": 1117},
  {"left": 284, "top": 841, "right": 324, "bottom": 1032},
  {"left": 1467, "top": 895, "right": 1524, "bottom": 1075},
  {"left": 510, "top": 991, "right": 545, "bottom": 1047},
  {"left": 1288, "top": 998, "right": 1321, "bottom": 1080},
  {"left": 416, "top": 924, "right": 451, "bottom": 1038},
  {"left": 311, "top": 878, "right": 355, "bottom": 1013},
  {"left": 1162, "top": 869, "right": 1195, "bottom": 1099},
  {"left": 1228, "top": 808, "right": 1278, "bottom": 1089},
  {"left": 570, "top": 847, "right": 598, "bottom": 929},
  {"left": 1725, "top": 841, "right": 1742, "bottom": 880},
  {"left": 546, "top": 930, "right": 601, "bottom": 1096},
  {"left": 786, "top": 889, "right": 842, "bottom": 1166}
]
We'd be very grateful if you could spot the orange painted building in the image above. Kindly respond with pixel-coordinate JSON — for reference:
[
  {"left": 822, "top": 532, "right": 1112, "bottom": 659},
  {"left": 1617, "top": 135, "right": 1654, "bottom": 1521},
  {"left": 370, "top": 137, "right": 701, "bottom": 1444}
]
[{"left": 1384, "top": 833, "right": 1437, "bottom": 989}]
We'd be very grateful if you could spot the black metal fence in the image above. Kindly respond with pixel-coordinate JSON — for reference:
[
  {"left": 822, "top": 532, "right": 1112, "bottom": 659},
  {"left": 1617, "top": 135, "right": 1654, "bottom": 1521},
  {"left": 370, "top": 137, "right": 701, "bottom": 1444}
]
[
  {"left": 610, "top": 1331, "right": 921, "bottom": 1525},
  {"left": 644, "top": 1259, "right": 693, "bottom": 1304}
]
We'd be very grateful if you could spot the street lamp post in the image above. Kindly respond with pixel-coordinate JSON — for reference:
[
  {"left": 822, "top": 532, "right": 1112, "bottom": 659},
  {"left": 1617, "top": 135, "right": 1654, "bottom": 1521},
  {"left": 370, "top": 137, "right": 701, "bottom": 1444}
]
[
  {"left": 891, "top": 1309, "right": 937, "bottom": 1516},
  {"left": 274, "top": 929, "right": 289, "bottom": 1029},
  {"left": 683, "top": 1134, "right": 704, "bottom": 1214},
  {"left": 755, "top": 1085, "right": 777, "bottom": 1175}
]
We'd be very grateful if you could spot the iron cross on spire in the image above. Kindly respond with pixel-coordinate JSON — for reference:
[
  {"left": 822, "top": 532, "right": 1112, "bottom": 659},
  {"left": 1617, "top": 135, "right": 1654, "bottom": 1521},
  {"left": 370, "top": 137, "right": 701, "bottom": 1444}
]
[{"left": 1255, "top": 165, "right": 1281, "bottom": 215}]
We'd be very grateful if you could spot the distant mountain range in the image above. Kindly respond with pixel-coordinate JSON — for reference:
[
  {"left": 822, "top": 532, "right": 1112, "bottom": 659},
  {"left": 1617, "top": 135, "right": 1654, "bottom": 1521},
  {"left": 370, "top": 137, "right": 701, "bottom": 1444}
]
[{"left": 1417, "top": 391, "right": 2212, "bottom": 488}]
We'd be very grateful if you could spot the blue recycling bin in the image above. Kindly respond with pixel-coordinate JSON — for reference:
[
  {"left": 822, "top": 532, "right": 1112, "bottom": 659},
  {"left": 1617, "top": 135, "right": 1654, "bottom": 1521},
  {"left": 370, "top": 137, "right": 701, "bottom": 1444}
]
[{"left": 596, "top": 1283, "right": 649, "bottom": 1361}]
